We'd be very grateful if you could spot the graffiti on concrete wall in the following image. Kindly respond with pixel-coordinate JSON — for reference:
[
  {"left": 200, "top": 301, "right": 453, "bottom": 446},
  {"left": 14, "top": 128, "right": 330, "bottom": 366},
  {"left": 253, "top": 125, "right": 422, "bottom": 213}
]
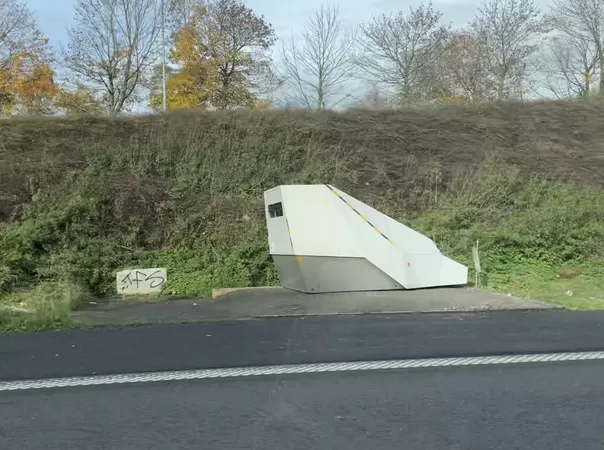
[{"left": 116, "top": 268, "right": 167, "bottom": 295}]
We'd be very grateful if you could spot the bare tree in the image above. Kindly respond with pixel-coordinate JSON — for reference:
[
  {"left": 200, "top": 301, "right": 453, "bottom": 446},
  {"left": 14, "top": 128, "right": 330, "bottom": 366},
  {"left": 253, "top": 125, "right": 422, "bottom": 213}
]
[
  {"left": 471, "top": 0, "right": 546, "bottom": 100},
  {"left": 280, "top": 4, "right": 357, "bottom": 110},
  {"left": 167, "top": 0, "right": 202, "bottom": 36},
  {"left": 0, "top": 0, "right": 40, "bottom": 67},
  {"left": 247, "top": 61, "right": 283, "bottom": 105},
  {"left": 537, "top": 31, "right": 598, "bottom": 98},
  {"left": 63, "top": 0, "right": 161, "bottom": 115},
  {"left": 437, "top": 30, "right": 497, "bottom": 101},
  {"left": 356, "top": 2, "right": 450, "bottom": 103},
  {"left": 550, "top": 0, "right": 604, "bottom": 95}
]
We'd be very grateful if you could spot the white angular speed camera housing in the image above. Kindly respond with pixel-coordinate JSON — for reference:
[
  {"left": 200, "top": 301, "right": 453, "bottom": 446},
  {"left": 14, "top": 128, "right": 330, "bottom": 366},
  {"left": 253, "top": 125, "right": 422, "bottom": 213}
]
[{"left": 264, "top": 184, "right": 468, "bottom": 293}]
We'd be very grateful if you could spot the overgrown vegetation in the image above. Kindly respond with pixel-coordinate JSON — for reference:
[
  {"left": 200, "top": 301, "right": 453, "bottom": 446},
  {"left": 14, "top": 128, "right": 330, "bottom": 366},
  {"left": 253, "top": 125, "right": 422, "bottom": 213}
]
[{"left": 1, "top": 101, "right": 604, "bottom": 330}]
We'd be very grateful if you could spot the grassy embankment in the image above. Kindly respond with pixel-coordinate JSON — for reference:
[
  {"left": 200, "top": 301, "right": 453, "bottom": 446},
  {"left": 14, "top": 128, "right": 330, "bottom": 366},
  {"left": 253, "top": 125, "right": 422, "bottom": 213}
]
[{"left": 1, "top": 101, "right": 604, "bottom": 331}]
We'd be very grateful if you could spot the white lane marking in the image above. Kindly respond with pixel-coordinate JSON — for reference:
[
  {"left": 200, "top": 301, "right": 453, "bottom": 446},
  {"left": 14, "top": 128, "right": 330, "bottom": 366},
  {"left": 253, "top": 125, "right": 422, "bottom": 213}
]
[{"left": 2, "top": 351, "right": 604, "bottom": 392}]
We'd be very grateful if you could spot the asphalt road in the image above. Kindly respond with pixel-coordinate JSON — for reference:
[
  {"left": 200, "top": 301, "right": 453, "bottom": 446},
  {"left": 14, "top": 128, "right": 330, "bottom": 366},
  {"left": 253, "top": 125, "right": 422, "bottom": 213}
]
[
  {"left": 2, "top": 362, "right": 604, "bottom": 449},
  {"left": 3, "top": 310, "right": 604, "bottom": 381},
  {"left": 3, "top": 311, "right": 604, "bottom": 449}
]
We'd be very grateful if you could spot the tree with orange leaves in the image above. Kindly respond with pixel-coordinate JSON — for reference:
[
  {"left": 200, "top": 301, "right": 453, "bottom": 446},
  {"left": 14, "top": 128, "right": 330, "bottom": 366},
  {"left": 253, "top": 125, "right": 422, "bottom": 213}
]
[
  {"left": 55, "top": 83, "right": 104, "bottom": 115},
  {"left": 1, "top": 45, "right": 60, "bottom": 115},
  {"left": 149, "top": 8, "right": 221, "bottom": 111},
  {"left": 0, "top": 0, "right": 60, "bottom": 115},
  {"left": 151, "top": 0, "right": 278, "bottom": 111}
]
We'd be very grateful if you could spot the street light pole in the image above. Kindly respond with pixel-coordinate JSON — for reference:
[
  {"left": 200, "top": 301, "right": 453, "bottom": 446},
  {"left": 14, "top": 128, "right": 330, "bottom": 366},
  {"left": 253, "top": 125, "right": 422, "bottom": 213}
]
[{"left": 161, "top": 0, "right": 167, "bottom": 112}]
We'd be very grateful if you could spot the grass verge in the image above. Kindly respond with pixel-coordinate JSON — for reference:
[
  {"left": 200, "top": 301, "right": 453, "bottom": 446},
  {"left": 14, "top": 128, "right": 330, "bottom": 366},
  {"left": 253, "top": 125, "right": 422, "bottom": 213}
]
[
  {"left": 500, "top": 266, "right": 604, "bottom": 310},
  {"left": 0, "top": 281, "right": 89, "bottom": 332}
]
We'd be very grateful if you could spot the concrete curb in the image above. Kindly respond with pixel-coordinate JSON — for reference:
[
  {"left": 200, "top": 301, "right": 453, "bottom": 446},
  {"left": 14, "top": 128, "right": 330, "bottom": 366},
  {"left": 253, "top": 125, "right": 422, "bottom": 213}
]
[
  {"left": 70, "top": 305, "right": 566, "bottom": 329},
  {"left": 252, "top": 307, "right": 565, "bottom": 318},
  {"left": 211, "top": 286, "right": 281, "bottom": 300}
]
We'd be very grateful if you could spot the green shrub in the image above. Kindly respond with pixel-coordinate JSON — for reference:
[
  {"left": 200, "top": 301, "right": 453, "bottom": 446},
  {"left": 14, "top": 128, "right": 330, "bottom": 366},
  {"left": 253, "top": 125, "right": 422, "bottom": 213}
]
[{"left": 414, "top": 178, "right": 604, "bottom": 291}]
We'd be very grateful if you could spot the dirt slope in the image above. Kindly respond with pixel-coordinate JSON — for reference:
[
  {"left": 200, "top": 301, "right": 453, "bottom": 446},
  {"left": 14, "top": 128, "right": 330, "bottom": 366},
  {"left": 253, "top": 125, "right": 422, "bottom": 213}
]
[{"left": 1, "top": 100, "right": 603, "bottom": 222}]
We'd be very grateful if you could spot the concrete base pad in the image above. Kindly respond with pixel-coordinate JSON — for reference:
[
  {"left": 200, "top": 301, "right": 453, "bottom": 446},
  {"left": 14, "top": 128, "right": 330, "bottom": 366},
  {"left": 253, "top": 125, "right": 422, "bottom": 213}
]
[
  {"left": 211, "top": 286, "right": 555, "bottom": 316},
  {"left": 71, "top": 286, "right": 556, "bottom": 326}
]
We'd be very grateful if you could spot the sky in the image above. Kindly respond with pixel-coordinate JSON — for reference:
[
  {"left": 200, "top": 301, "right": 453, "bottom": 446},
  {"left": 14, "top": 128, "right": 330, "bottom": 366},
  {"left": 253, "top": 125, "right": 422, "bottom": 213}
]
[{"left": 29, "top": 0, "right": 554, "bottom": 50}]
